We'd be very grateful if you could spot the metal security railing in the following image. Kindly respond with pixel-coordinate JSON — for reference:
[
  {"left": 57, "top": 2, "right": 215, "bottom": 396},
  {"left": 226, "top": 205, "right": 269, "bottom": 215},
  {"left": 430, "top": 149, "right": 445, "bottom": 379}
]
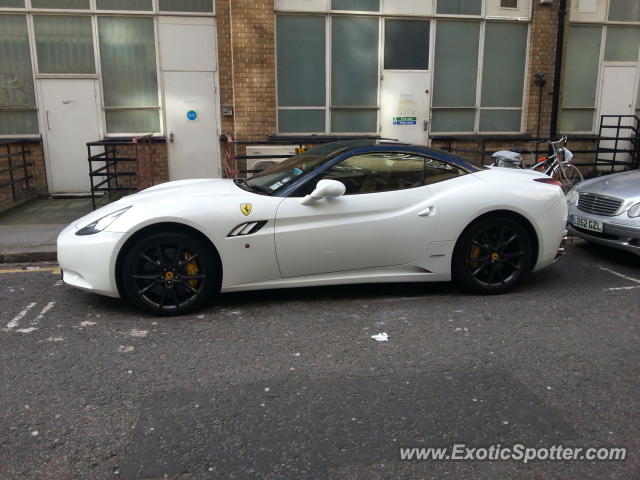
[{"left": 0, "top": 139, "right": 34, "bottom": 204}]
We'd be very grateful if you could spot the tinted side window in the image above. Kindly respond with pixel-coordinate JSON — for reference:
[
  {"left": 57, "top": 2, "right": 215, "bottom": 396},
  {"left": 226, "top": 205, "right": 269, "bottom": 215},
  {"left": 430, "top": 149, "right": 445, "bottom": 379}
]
[
  {"left": 424, "top": 157, "right": 467, "bottom": 185},
  {"left": 317, "top": 152, "right": 426, "bottom": 195}
]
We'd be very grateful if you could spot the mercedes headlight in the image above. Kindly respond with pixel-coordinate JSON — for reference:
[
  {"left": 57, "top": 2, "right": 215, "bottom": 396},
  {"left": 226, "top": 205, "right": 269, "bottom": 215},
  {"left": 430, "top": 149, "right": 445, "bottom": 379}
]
[
  {"left": 76, "top": 206, "right": 131, "bottom": 236},
  {"left": 565, "top": 187, "right": 579, "bottom": 205},
  {"left": 629, "top": 202, "right": 640, "bottom": 218}
]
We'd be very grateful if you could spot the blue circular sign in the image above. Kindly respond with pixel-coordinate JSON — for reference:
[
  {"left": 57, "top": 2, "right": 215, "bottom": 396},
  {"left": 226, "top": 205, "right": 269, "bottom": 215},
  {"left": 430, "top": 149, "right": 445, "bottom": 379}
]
[{"left": 186, "top": 110, "right": 198, "bottom": 121}]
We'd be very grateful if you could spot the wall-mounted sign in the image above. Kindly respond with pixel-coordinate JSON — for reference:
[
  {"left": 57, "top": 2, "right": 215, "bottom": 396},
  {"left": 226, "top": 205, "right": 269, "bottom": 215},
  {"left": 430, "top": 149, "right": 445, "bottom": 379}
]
[
  {"left": 186, "top": 109, "right": 199, "bottom": 122},
  {"left": 393, "top": 116, "right": 417, "bottom": 125}
]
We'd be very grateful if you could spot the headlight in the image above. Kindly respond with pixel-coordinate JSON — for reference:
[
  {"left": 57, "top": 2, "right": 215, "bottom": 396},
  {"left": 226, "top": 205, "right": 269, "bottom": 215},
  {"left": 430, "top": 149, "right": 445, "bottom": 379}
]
[
  {"left": 629, "top": 202, "right": 640, "bottom": 218},
  {"left": 76, "top": 207, "right": 131, "bottom": 236},
  {"left": 565, "top": 187, "right": 579, "bottom": 205}
]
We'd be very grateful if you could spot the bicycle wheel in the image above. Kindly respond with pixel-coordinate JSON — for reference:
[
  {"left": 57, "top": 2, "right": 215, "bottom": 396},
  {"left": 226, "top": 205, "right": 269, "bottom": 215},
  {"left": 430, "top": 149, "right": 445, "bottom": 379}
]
[{"left": 552, "top": 165, "right": 584, "bottom": 192}]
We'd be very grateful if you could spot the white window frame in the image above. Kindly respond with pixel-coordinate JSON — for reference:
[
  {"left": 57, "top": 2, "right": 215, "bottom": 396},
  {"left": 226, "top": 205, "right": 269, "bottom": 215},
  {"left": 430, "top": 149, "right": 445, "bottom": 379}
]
[{"left": 0, "top": 0, "right": 215, "bottom": 139}]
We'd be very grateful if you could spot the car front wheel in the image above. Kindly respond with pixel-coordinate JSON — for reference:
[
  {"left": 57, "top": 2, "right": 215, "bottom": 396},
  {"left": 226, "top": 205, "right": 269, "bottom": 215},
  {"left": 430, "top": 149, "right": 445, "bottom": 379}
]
[
  {"left": 121, "top": 232, "right": 218, "bottom": 315},
  {"left": 453, "top": 216, "right": 533, "bottom": 294}
]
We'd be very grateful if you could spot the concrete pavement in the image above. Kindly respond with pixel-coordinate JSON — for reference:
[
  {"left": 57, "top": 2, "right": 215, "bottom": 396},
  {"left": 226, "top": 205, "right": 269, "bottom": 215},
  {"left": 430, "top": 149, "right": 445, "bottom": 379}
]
[{"left": 0, "top": 198, "right": 92, "bottom": 263}]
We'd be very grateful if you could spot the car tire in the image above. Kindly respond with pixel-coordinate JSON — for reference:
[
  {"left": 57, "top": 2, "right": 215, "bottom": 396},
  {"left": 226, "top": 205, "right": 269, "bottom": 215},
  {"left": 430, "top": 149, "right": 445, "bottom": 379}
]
[
  {"left": 452, "top": 216, "right": 533, "bottom": 294},
  {"left": 121, "top": 231, "right": 219, "bottom": 316}
]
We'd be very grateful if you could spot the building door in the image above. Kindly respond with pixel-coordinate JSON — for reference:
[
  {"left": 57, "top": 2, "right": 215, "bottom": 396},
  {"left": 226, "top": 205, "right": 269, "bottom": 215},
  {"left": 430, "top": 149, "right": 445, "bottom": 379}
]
[
  {"left": 159, "top": 17, "right": 220, "bottom": 180},
  {"left": 598, "top": 65, "right": 637, "bottom": 166},
  {"left": 379, "top": 19, "right": 431, "bottom": 145},
  {"left": 39, "top": 78, "right": 102, "bottom": 194}
]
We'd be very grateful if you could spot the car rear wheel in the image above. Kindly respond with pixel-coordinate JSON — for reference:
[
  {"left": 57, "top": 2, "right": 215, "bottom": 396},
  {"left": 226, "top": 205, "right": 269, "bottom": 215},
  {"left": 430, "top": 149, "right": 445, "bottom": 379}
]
[
  {"left": 453, "top": 216, "right": 533, "bottom": 294},
  {"left": 121, "top": 232, "right": 218, "bottom": 316}
]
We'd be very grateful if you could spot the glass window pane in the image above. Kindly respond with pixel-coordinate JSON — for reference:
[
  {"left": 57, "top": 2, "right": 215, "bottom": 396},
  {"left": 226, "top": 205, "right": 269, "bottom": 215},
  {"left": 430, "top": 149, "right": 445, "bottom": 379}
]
[
  {"left": 433, "top": 21, "right": 480, "bottom": 107},
  {"left": 560, "top": 109, "right": 594, "bottom": 132},
  {"left": 431, "top": 109, "right": 475, "bottom": 132},
  {"left": 277, "top": 15, "right": 325, "bottom": 107},
  {"left": 0, "top": 0, "right": 25, "bottom": 7},
  {"left": 437, "top": 0, "right": 481, "bottom": 15},
  {"left": 278, "top": 109, "right": 325, "bottom": 132},
  {"left": 562, "top": 25, "right": 601, "bottom": 108},
  {"left": 481, "top": 22, "right": 527, "bottom": 108},
  {"left": 105, "top": 110, "right": 160, "bottom": 134},
  {"left": 34, "top": 16, "right": 95, "bottom": 74},
  {"left": 479, "top": 109, "right": 521, "bottom": 132},
  {"left": 31, "top": 0, "right": 89, "bottom": 9},
  {"left": 97, "top": 0, "right": 152, "bottom": 10},
  {"left": 0, "top": 111, "right": 38, "bottom": 135},
  {"left": 158, "top": 0, "right": 213, "bottom": 12},
  {"left": 609, "top": 0, "right": 640, "bottom": 22},
  {"left": 331, "top": 109, "right": 377, "bottom": 132},
  {"left": 0, "top": 15, "right": 35, "bottom": 108},
  {"left": 500, "top": 0, "right": 517, "bottom": 7},
  {"left": 332, "top": 16, "right": 378, "bottom": 107},
  {"left": 605, "top": 27, "right": 640, "bottom": 62},
  {"left": 332, "top": 0, "right": 379, "bottom": 11},
  {"left": 384, "top": 20, "right": 429, "bottom": 70},
  {"left": 98, "top": 17, "right": 158, "bottom": 108}
]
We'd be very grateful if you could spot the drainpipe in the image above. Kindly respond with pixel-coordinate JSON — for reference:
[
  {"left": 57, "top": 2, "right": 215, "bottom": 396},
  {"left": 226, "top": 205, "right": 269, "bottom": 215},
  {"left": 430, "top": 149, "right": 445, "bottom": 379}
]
[{"left": 549, "top": 0, "right": 567, "bottom": 139}]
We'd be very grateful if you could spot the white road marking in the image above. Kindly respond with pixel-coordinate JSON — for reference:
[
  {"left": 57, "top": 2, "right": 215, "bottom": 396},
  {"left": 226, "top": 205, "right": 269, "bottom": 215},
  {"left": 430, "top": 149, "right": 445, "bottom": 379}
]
[
  {"left": 31, "top": 301, "right": 56, "bottom": 326},
  {"left": 16, "top": 327, "right": 38, "bottom": 333},
  {"left": 601, "top": 268, "right": 640, "bottom": 291},
  {"left": 5, "top": 303, "right": 37, "bottom": 331}
]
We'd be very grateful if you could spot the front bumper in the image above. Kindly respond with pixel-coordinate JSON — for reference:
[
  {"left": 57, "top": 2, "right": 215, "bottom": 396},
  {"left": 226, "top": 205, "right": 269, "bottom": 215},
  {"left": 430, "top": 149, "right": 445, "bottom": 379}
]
[
  {"left": 57, "top": 222, "right": 125, "bottom": 297},
  {"left": 567, "top": 211, "right": 640, "bottom": 256}
]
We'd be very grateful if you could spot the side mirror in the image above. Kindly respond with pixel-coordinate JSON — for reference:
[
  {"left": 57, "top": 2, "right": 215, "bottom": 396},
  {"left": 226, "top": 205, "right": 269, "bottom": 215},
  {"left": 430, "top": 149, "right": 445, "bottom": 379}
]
[{"left": 300, "top": 179, "right": 346, "bottom": 205}]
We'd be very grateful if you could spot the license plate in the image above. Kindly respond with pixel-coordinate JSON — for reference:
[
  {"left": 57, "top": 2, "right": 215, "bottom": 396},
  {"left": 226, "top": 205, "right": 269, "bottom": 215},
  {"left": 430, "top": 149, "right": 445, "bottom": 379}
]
[{"left": 573, "top": 215, "right": 603, "bottom": 233}]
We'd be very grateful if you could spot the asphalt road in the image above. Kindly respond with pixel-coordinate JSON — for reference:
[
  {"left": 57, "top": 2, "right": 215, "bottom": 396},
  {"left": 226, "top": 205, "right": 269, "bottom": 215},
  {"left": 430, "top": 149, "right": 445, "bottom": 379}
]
[{"left": 1, "top": 239, "right": 639, "bottom": 480}]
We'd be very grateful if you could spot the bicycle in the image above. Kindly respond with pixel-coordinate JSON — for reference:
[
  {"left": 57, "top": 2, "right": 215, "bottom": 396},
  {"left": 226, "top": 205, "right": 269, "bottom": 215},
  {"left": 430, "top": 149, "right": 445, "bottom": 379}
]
[{"left": 492, "top": 136, "right": 584, "bottom": 192}]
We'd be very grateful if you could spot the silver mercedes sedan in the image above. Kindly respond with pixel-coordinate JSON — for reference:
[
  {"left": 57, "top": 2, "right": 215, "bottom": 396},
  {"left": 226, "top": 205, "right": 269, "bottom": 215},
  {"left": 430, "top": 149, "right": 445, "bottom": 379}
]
[{"left": 566, "top": 170, "right": 640, "bottom": 255}]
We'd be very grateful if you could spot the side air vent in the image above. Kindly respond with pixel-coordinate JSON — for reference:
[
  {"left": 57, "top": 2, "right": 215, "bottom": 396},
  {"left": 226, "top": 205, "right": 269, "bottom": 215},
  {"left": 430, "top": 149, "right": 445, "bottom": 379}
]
[{"left": 228, "top": 220, "right": 268, "bottom": 237}]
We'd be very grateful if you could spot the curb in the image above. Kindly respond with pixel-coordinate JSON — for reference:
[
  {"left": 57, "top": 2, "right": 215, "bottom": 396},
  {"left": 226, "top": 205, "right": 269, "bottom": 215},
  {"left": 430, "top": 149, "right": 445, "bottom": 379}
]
[{"left": 0, "top": 249, "right": 57, "bottom": 264}]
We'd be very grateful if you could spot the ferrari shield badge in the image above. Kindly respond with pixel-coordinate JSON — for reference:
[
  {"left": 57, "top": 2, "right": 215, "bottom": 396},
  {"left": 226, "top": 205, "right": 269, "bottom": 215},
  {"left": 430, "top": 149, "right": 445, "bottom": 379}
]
[{"left": 240, "top": 203, "right": 252, "bottom": 216}]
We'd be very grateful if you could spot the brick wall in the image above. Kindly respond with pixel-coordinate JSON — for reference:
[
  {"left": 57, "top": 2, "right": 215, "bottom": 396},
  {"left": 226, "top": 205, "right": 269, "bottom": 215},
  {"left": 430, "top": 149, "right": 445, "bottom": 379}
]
[
  {"left": 0, "top": 142, "right": 48, "bottom": 209},
  {"left": 218, "top": 0, "right": 276, "bottom": 143}
]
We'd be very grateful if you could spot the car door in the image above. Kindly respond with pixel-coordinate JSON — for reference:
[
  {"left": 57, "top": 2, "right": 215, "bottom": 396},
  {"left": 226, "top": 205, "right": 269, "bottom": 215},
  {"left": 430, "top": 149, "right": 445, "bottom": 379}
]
[{"left": 274, "top": 151, "right": 442, "bottom": 278}]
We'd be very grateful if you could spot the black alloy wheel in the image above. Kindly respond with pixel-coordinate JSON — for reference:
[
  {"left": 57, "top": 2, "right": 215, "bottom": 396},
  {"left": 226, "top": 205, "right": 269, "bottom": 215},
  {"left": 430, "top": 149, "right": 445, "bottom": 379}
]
[
  {"left": 121, "top": 232, "right": 218, "bottom": 315},
  {"left": 453, "top": 216, "right": 533, "bottom": 294}
]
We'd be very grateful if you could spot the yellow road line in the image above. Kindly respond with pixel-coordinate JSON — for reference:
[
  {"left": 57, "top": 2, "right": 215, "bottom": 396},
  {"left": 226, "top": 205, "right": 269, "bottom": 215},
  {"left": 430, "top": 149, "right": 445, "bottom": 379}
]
[{"left": 0, "top": 266, "right": 61, "bottom": 275}]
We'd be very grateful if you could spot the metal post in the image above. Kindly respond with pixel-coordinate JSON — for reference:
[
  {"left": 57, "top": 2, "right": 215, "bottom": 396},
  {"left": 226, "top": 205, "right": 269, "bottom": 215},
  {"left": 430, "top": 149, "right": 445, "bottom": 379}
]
[{"left": 7, "top": 144, "right": 15, "bottom": 202}]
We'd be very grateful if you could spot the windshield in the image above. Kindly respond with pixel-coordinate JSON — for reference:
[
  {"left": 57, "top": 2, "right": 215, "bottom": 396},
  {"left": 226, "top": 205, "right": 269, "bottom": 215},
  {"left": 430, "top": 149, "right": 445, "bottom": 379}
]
[{"left": 243, "top": 142, "right": 349, "bottom": 195}]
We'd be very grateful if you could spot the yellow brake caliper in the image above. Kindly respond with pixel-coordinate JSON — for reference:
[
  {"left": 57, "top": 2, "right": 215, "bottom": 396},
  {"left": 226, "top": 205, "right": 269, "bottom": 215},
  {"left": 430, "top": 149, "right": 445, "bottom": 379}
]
[
  {"left": 183, "top": 251, "right": 199, "bottom": 287},
  {"left": 469, "top": 244, "right": 481, "bottom": 269}
]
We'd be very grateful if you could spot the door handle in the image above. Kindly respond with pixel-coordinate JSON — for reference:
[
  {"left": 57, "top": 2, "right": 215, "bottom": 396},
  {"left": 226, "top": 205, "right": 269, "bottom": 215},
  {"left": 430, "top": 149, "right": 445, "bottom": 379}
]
[
  {"left": 423, "top": 120, "right": 429, "bottom": 132},
  {"left": 418, "top": 206, "right": 435, "bottom": 217},
  {"left": 169, "top": 130, "right": 175, "bottom": 142},
  {"left": 46, "top": 111, "right": 51, "bottom": 131}
]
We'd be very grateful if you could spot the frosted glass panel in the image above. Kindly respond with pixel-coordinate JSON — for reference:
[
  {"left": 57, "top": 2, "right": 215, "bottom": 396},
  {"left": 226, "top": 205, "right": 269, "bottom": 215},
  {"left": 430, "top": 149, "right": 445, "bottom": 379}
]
[
  {"left": 559, "top": 109, "right": 594, "bottom": 132},
  {"left": 106, "top": 110, "right": 160, "bottom": 134},
  {"left": 159, "top": 0, "right": 213, "bottom": 12},
  {"left": 431, "top": 110, "right": 475, "bottom": 132},
  {"left": 482, "top": 22, "right": 527, "bottom": 107},
  {"left": 605, "top": 27, "right": 640, "bottom": 62},
  {"left": 433, "top": 21, "right": 480, "bottom": 107},
  {"left": 98, "top": 17, "right": 158, "bottom": 107},
  {"left": 479, "top": 109, "right": 521, "bottom": 132},
  {"left": 0, "top": 0, "right": 25, "bottom": 7},
  {"left": 437, "top": 0, "right": 481, "bottom": 15},
  {"left": 331, "top": 109, "right": 377, "bottom": 132},
  {"left": 562, "top": 25, "right": 601, "bottom": 108},
  {"left": 609, "top": 0, "right": 640, "bottom": 21},
  {"left": 31, "top": 0, "right": 89, "bottom": 9},
  {"left": 332, "top": 0, "right": 379, "bottom": 10},
  {"left": 332, "top": 16, "right": 378, "bottom": 107},
  {"left": 34, "top": 16, "right": 95, "bottom": 74},
  {"left": 385, "top": 20, "right": 429, "bottom": 70},
  {"left": 97, "top": 0, "right": 153, "bottom": 10},
  {"left": 0, "top": 111, "right": 38, "bottom": 135},
  {"left": 0, "top": 15, "right": 35, "bottom": 107},
  {"left": 278, "top": 109, "right": 325, "bottom": 132},
  {"left": 277, "top": 16, "right": 325, "bottom": 107}
]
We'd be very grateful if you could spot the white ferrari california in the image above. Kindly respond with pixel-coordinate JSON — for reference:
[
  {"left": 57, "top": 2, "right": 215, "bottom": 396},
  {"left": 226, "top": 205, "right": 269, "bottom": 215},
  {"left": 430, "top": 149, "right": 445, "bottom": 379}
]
[{"left": 58, "top": 139, "right": 568, "bottom": 315}]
